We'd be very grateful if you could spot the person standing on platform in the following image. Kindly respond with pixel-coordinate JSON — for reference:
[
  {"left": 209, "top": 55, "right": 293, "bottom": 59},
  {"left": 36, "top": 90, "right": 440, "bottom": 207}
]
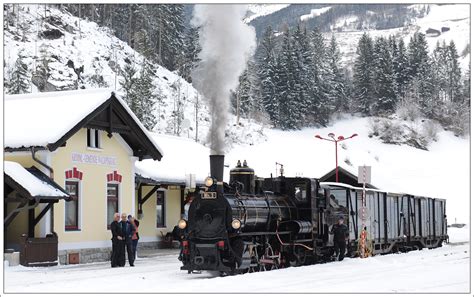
[
  {"left": 119, "top": 213, "right": 136, "bottom": 267},
  {"left": 330, "top": 216, "right": 349, "bottom": 261},
  {"left": 110, "top": 213, "right": 123, "bottom": 268},
  {"left": 128, "top": 215, "right": 140, "bottom": 259}
]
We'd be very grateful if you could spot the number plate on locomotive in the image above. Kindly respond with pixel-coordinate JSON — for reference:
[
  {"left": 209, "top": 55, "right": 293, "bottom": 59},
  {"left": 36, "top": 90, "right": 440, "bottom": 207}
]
[{"left": 201, "top": 192, "right": 217, "bottom": 199}]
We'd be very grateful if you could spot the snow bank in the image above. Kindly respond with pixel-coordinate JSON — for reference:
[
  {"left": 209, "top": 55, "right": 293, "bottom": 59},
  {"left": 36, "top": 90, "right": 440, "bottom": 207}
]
[
  {"left": 4, "top": 161, "right": 68, "bottom": 197},
  {"left": 300, "top": 7, "right": 332, "bottom": 22},
  {"left": 448, "top": 226, "right": 469, "bottom": 243}
]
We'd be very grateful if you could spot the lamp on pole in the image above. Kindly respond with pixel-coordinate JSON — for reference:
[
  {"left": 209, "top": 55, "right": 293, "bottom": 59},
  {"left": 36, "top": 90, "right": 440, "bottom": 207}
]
[{"left": 315, "top": 133, "right": 358, "bottom": 183}]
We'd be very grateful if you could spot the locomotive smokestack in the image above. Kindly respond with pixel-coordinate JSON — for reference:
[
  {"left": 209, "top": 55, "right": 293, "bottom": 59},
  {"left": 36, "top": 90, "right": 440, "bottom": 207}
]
[{"left": 209, "top": 155, "right": 224, "bottom": 182}]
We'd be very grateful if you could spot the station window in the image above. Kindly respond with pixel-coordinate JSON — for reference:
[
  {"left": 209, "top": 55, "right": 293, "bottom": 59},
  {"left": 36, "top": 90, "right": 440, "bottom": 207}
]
[
  {"left": 156, "top": 191, "right": 166, "bottom": 228},
  {"left": 87, "top": 128, "right": 101, "bottom": 149},
  {"left": 107, "top": 184, "right": 119, "bottom": 229},
  {"left": 65, "top": 181, "right": 80, "bottom": 230}
]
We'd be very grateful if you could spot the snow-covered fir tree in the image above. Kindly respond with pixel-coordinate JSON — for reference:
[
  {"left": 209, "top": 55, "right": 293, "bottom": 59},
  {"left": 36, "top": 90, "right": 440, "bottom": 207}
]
[
  {"left": 353, "top": 33, "right": 375, "bottom": 115},
  {"left": 309, "top": 27, "right": 330, "bottom": 126},
  {"left": 407, "top": 32, "right": 434, "bottom": 117},
  {"left": 181, "top": 26, "right": 201, "bottom": 83},
  {"left": 257, "top": 26, "right": 279, "bottom": 126},
  {"left": 33, "top": 43, "right": 51, "bottom": 92},
  {"left": 275, "top": 26, "right": 302, "bottom": 130},
  {"left": 7, "top": 49, "right": 30, "bottom": 94},
  {"left": 446, "top": 40, "right": 462, "bottom": 103},
  {"left": 135, "top": 61, "right": 159, "bottom": 130},
  {"left": 120, "top": 61, "right": 139, "bottom": 114},
  {"left": 372, "top": 37, "right": 397, "bottom": 114},
  {"left": 293, "top": 24, "right": 313, "bottom": 126},
  {"left": 393, "top": 38, "right": 410, "bottom": 99},
  {"left": 327, "top": 35, "right": 346, "bottom": 114},
  {"left": 233, "top": 59, "right": 261, "bottom": 120}
]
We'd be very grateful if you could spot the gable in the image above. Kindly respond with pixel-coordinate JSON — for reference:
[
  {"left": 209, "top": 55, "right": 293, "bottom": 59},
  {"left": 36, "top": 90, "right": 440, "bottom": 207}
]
[{"left": 4, "top": 90, "right": 163, "bottom": 161}]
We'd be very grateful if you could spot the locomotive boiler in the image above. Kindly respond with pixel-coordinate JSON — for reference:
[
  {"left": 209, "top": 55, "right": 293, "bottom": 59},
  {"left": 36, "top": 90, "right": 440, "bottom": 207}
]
[{"left": 176, "top": 155, "right": 448, "bottom": 275}]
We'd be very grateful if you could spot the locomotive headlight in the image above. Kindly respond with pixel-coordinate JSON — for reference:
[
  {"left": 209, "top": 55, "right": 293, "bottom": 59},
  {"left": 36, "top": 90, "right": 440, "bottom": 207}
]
[
  {"left": 178, "top": 219, "right": 187, "bottom": 229},
  {"left": 205, "top": 176, "right": 214, "bottom": 187},
  {"left": 231, "top": 219, "right": 241, "bottom": 229}
]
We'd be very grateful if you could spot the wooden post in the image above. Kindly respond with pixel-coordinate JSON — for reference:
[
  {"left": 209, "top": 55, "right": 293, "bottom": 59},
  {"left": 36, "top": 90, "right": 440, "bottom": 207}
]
[{"left": 28, "top": 200, "right": 35, "bottom": 237}]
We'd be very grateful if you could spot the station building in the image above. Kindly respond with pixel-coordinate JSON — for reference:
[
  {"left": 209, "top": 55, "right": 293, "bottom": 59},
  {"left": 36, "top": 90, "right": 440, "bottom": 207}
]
[{"left": 3, "top": 89, "right": 206, "bottom": 265}]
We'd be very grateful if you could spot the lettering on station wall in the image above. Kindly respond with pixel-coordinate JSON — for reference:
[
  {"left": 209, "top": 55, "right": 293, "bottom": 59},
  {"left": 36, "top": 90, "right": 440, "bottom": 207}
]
[{"left": 71, "top": 152, "right": 117, "bottom": 167}]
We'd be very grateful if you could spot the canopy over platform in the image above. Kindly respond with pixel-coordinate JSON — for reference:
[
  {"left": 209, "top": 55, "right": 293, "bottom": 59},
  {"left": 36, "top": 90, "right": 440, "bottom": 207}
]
[
  {"left": 4, "top": 161, "right": 69, "bottom": 201},
  {"left": 4, "top": 161, "right": 70, "bottom": 233}
]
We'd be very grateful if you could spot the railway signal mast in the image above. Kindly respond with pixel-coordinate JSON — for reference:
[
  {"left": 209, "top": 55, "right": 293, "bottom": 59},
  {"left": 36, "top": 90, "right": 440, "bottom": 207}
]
[{"left": 358, "top": 165, "right": 371, "bottom": 258}]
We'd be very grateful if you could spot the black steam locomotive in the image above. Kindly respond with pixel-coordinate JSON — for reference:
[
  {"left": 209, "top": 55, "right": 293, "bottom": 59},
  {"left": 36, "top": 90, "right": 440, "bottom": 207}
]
[{"left": 176, "top": 155, "right": 448, "bottom": 275}]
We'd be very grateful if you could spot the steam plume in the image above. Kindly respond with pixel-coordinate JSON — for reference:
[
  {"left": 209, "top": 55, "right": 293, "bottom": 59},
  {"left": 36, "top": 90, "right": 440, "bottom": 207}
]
[{"left": 191, "top": 5, "right": 256, "bottom": 154}]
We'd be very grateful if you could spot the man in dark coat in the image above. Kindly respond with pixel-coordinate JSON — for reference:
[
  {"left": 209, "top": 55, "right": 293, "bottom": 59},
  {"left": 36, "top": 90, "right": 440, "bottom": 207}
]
[
  {"left": 330, "top": 216, "right": 349, "bottom": 261},
  {"left": 110, "top": 213, "right": 124, "bottom": 268},
  {"left": 119, "top": 213, "right": 136, "bottom": 267}
]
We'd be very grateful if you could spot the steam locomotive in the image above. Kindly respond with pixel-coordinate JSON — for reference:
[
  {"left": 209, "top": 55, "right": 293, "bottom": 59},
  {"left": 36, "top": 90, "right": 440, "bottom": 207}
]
[{"left": 176, "top": 155, "right": 448, "bottom": 275}]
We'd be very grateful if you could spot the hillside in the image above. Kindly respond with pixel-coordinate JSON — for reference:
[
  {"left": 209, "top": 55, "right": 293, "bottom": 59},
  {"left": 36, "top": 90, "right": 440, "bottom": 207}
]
[
  {"left": 3, "top": 4, "right": 267, "bottom": 150},
  {"left": 248, "top": 3, "right": 470, "bottom": 70}
]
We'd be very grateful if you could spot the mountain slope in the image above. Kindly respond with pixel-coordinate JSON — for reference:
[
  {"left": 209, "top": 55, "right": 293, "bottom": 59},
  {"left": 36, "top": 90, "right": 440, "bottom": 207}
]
[
  {"left": 3, "top": 4, "right": 267, "bottom": 150},
  {"left": 248, "top": 4, "right": 470, "bottom": 70}
]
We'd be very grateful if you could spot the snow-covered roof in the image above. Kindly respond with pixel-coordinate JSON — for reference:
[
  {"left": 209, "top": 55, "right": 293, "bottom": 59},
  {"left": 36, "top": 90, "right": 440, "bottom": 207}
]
[
  {"left": 4, "top": 161, "right": 69, "bottom": 198},
  {"left": 4, "top": 89, "right": 163, "bottom": 159},
  {"left": 135, "top": 133, "right": 211, "bottom": 185},
  {"left": 5, "top": 89, "right": 112, "bottom": 149}
]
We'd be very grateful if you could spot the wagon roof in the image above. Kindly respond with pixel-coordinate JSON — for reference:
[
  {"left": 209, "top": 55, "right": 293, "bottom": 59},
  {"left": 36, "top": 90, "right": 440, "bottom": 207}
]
[{"left": 320, "top": 182, "right": 444, "bottom": 200}]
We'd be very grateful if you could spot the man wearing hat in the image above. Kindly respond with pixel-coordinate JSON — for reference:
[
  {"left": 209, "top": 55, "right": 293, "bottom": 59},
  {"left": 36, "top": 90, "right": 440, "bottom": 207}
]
[{"left": 330, "top": 216, "right": 349, "bottom": 261}]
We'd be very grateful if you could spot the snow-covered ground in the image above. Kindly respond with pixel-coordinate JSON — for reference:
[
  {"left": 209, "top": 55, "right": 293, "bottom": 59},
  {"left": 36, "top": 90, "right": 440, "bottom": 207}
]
[
  {"left": 244, "top": 4, "right": 290, "bottom": 23},
  {"left": 300, "top": 6, "right": 332, "bottom": 22},
  {"left": 4, "top": 227, "right": 469, "bottom": 293}
]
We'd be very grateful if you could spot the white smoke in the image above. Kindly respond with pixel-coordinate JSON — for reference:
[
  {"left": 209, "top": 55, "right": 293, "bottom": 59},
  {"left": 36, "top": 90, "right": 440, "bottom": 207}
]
[{"left": 191, "top": 5, "right": 256, "bottom": 154}]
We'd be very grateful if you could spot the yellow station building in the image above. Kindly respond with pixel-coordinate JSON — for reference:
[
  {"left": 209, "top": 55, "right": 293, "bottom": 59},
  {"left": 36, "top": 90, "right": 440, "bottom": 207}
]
[{"left": 4, "top": 89, "right": 207, "bottom": 265}]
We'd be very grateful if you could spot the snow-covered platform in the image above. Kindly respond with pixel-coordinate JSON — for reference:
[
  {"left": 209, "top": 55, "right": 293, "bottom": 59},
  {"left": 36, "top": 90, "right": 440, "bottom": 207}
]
[{"left": 4, "top": 227, "right": 469, "bottom": 293}]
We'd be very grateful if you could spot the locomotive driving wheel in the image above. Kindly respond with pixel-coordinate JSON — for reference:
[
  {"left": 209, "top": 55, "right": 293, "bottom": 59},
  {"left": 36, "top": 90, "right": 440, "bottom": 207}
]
[
  {"left": 244, "top": 243, "right": 260, "bottom": 273},
  {"left": 259, "top": 243, "right": 279, "bottom": 271},
  {"left": 290, "top": 246, "right": 307, "bottom": 267}
]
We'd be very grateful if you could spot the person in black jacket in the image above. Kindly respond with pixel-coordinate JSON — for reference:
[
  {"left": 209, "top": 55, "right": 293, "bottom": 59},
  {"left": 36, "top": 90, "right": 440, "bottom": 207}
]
[
  {"left": 119, "top": 213, "right": 136, "bottom": 267},
  {"left": 330, "top": 216, "right": 349, "bottom": 261},
  {"left": 110, "top": 213, "right": 123, "bottom": 268}
]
